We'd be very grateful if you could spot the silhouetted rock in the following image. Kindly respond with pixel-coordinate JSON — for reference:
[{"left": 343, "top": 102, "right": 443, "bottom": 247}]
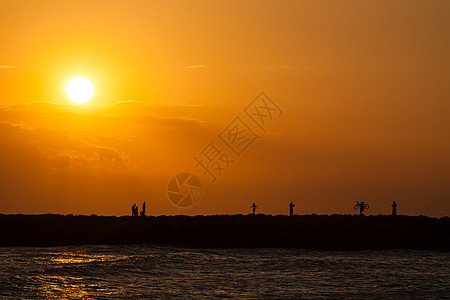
[{"left": 0, "top": 214, "right": 448, "bottom": 250}]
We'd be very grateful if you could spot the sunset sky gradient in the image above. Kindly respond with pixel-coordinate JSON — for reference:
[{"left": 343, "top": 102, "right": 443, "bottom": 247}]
[{"left": 1, "top": 0, "right": 449, "bottom": 216}]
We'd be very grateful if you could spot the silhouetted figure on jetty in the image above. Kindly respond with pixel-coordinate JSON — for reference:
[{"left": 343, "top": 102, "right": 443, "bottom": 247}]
[
  {"left": 289, "top": 201, "right": 295, "bottom": 216},
  {"left": 354, "top": 201, "right": 369, "bottom": 215},
  {"left": 251, "top": 203, "right": 258, "bottom": 215},
  {"left": 132, "top": 204, "right": 140, "bottom": 216},
  {"left": 140, "top": 201, "right": 146, "bottom": 216},
  {"left": 391, "top": 201, "right": 397, "bottom": 216}
]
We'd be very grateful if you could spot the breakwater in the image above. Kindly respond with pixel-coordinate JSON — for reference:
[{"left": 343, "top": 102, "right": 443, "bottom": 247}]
[{"left": 0, "top": 214, "right": 448, "bottom": 250}]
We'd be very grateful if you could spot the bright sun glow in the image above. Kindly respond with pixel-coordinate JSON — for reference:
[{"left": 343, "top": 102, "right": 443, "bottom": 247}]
[{"left": 66, "top": 77, "right": 94, "bottom": 103}]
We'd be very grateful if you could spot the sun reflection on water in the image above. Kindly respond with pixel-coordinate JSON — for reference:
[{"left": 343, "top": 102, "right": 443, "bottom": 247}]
[{"left": 26, "top": 252, "right": 126, "bottom": 299}]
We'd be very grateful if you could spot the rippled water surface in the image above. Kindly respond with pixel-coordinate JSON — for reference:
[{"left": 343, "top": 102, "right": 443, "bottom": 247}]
[{"left": 0, "top": 246, "right": 449, "bottom": 298}]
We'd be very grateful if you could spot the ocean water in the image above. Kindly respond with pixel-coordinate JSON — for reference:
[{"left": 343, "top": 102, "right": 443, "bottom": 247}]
[{"left": 0, "top": 246, "right": 448, "bottom": 299}]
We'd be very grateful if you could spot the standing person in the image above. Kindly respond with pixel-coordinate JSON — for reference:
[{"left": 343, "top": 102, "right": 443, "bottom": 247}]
[
  {"left": 131, "top": 204, "right": 136, "bottom": 216},
  {"left": 354, "top": 201, "right": 369, "bottom": 215},
  {"left": 359, "top": 201, "right": 365, "bottom": 215},
  {"left": 250, "top": 203, "right": 258, "bottom": 215},
  {"left": 289, "top": 202, "right": 295, "bottom": 216},
  {"left": 140, "top": 201, "right": 146, "bottom": 216},
  {"left": 391, "top": 201, "right": 397, "bottom": 216}
]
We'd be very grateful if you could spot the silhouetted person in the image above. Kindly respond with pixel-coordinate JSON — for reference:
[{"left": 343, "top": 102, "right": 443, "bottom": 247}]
[
  {"left": 131, "top": 204, "right": 136, "bottom": 216},
  {"left": 354, "top": 201, "right": 369, "bottom": 215},
  {"left": 360, "top": 201, "right": 368, "bottom": 215},
  {"left": 359, "top": 201, "right": 365, "bottom": 215},
  {"left": 391, "top": 201, "right": 397, "bottom": 216},
  {"left": 289, "top": 201, "right": 295, "bottom": 216},
  {"left": 251, "top": 203, "right": 258, "bottom": 215},
  {"left": 140, "top": 201, "right": 146, "bottom": 216},
  {"left": 134, "top": 204, "right": 139, "bottom": 216}
]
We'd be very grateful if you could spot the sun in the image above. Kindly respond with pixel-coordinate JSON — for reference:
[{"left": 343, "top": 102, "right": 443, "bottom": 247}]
[{"left": 66, "top": 77, "right": 94, "bottom": 103}]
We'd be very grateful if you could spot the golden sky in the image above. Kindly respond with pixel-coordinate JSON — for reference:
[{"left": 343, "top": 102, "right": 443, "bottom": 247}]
[{"left": 1, "top": 0, "right": 449, "bottom": 216}]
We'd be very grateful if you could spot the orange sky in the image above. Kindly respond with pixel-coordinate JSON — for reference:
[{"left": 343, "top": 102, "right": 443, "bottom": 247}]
[{"left": 1, "top": 0, "right": 449, "bottom": 216}]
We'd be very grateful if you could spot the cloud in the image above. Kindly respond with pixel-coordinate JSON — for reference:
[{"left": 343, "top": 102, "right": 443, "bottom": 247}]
[
  {"left": 186, "top": 65, "right": 206, "bottom": 69},
  {"left": 0, "top": 100, "right": 212, "bottom": 175},
  {"left": 0, "top": 101, "right": 66, "bottom": 112},
  {"left": 115, "top": 99, "right": 202, "bottom": 108},
  {"left": 0, "top": 65, "right": 17, "bottom": 69},
  {"left": 0, "top": 100, "right": 205, "bottom": 128},
  {"left": 0, "top": 122, "right": 129, "bottom": 172}
]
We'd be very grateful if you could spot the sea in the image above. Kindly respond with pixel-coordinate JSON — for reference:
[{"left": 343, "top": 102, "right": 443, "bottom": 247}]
[{"left": 0, "top": 246, "right": 448, "bottom": 299}]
